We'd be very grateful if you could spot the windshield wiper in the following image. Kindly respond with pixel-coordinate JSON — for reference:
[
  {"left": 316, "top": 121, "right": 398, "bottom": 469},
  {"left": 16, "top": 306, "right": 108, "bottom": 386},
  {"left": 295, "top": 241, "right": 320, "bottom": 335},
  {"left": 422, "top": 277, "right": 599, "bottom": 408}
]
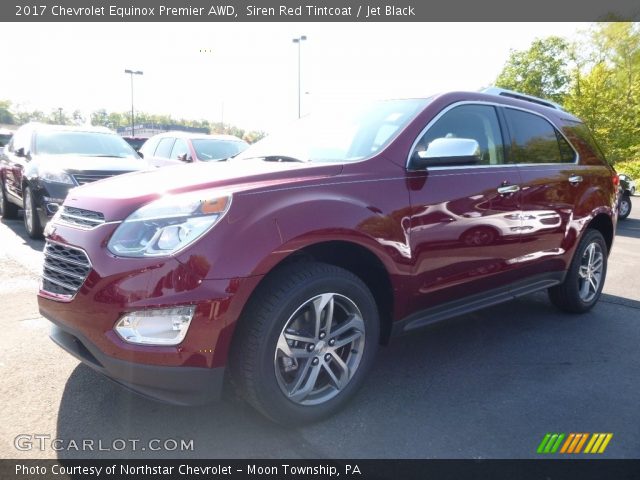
[
  {"left": 85, "top": 154, "right": 131, "bottom": 158},
  {"left": 242, "top": 155, "right": 306, "bottom": 163}
]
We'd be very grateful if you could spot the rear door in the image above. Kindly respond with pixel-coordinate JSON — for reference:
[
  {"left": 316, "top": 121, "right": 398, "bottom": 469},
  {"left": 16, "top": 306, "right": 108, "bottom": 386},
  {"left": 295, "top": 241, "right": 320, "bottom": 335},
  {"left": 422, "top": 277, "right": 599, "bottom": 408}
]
[
  {"left": 501, "top": 107, "right": 584, "bottom": 278},
  {"left": 406, "top": 103, "right": 525, "bottom": 313},
  {"left": 145, "top": 136, "right": 177, "bottom": 168}
]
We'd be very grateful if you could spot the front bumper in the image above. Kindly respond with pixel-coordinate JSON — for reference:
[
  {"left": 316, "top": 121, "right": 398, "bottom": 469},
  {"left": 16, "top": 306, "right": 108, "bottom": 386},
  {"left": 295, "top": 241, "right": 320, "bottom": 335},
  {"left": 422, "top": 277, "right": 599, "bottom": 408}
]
[
  {"left": 38, "top": 220, "right": 263, "bottom": 405},
  {"left": 49, "top": 321, "right": 225, "bottom": 405}
]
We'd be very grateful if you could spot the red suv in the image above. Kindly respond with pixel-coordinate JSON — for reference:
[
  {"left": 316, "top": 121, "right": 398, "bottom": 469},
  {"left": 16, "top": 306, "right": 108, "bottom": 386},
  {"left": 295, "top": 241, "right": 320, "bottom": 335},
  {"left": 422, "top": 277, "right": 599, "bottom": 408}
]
[{"left": 38, "top": 89, "right": 618, "bottom": 423}]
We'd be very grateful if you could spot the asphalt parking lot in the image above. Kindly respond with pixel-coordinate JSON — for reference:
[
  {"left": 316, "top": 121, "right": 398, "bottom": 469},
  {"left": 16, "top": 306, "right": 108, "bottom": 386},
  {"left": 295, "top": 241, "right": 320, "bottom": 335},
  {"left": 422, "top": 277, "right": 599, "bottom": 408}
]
[{"left": 1, "top": 206, "right": 639, "bottom": 460}]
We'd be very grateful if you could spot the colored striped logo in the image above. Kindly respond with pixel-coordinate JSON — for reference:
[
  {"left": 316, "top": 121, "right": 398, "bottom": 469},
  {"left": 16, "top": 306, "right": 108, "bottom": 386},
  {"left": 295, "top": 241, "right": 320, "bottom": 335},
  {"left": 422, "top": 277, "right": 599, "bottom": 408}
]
[{"left": 537, "top": 433, "right": 613, "bottom": 454}]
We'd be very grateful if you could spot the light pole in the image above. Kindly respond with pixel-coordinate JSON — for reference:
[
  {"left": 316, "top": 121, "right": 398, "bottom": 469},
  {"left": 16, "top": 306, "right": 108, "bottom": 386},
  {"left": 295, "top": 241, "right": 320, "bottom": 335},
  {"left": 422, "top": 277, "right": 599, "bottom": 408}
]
[
  {"left": 124, "top": 69, "right": 143, "bottom": 136},
  {"left": 292, "top": 35, "right": 307, "bottom": 119}
]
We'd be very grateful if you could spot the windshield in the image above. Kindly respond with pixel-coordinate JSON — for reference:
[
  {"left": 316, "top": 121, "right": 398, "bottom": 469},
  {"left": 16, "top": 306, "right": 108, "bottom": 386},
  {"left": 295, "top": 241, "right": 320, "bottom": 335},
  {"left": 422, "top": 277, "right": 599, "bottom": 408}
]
[
  {"left": 235, "top": 98, "right": 429, "bottom": 163},
  {"left": 34, "top": 131, "right": 139, "bottom": 158},
  {"left": 192, "top": 139, "right": 248, "bottom": 161}
]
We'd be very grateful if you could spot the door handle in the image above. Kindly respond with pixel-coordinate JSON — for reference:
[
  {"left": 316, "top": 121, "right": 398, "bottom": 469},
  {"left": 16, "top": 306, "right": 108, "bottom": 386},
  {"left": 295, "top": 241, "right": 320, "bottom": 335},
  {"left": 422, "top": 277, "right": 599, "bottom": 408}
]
[
  {"left": 568, "top": 175, "right": 583, "bottom": 184},
  {"left": 497, "top": 184, "right": 520, "bottom": 195}
]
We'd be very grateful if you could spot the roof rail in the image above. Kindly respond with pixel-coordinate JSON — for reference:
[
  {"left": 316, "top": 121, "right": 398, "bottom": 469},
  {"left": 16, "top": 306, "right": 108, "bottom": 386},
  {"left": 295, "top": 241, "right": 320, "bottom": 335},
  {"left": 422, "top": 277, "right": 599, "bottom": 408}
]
[{"left": 481, "top": 87, "right": 564, "bottom": 111}]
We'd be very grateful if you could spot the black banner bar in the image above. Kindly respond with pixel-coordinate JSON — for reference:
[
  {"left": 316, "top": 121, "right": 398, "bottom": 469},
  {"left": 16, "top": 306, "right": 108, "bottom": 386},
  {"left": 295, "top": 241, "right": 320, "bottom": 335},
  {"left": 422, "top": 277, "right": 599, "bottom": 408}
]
[
  {"left": 3, "top": 0, "right": 640, "bottom": 22},
  {"left": 2, "top": 460, "right": 640, "bottom": 480}
]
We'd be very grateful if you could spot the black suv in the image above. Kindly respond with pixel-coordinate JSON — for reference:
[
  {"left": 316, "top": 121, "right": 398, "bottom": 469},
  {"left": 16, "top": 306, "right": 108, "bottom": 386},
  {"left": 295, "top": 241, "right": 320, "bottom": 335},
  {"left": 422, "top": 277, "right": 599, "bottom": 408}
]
[{"left": 0, "top": 123, "right": 148, "bottom": 237}]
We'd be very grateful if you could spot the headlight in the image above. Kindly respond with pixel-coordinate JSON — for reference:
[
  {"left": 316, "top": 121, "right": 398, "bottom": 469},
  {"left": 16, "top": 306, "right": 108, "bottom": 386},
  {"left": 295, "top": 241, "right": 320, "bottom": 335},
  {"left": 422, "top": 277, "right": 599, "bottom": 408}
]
[
  {"left": 40, "top": 168, "right": 74, "bottom": 185},
  {"left": 107, "top": 192, "right": 231, "bottom": 257},
  {"left": 114, "top": 306, "right": 195, "bottom": 345}
]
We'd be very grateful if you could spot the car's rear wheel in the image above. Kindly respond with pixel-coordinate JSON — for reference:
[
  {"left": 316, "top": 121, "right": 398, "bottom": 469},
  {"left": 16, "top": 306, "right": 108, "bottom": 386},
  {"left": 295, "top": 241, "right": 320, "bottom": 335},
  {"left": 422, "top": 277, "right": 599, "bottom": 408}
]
[
  {"left": 23, "top": 186, "right": 43, "bottom": 238},
  {"left": 548, "top": 229, "right": 607, "bottom": 313},
  {"left": 0, "top": 180, "right": 19, "bottom": 220},
  {"left": 230, "top": 262, "right": 379, "bottom": 424},
  {"left": 619, "top": 194, "right": 632, "bottom": 220}
]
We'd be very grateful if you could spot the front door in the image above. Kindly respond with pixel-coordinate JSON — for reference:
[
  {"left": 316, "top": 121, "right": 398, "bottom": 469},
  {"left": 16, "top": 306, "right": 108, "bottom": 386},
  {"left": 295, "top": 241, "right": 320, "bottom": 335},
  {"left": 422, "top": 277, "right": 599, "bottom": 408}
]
[{"left": 406, "top": 103, "right": 525, "bottom": 313}]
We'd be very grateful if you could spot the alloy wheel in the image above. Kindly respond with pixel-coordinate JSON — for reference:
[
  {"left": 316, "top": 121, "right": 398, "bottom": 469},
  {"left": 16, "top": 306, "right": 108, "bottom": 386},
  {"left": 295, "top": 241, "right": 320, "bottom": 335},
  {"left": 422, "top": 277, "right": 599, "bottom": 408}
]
[
  {"left": 274, "top": 293, "right": 365, "bottom": 406},
  {"left": 578, "top": 242, "right": 604, "bottom": 303}
]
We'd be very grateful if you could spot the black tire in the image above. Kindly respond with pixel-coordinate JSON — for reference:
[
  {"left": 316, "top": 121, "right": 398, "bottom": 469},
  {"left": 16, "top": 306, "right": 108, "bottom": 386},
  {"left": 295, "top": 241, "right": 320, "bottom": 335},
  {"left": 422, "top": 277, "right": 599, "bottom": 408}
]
[
  {"left": 548, "top": 229, "right": 607, "bottom": 313},
  {"left": 229, "top": 261, "right": 379, "bottom": 424},
  {"left": 618, "top": 194, "right": 631, "bottom": 220},
  {"left": 0, "top": 180, "right": 19, "bottom": 219},
  {"left": 23, "top": 186, "right": 43, "bottom": 239}
]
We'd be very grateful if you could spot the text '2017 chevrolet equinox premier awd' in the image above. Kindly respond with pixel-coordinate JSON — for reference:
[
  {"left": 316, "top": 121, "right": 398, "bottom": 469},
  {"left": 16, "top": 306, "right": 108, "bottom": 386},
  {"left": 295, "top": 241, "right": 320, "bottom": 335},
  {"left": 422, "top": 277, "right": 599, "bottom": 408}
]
[{"left": 38, "top": 89, "right": 618, "bottom": 423}]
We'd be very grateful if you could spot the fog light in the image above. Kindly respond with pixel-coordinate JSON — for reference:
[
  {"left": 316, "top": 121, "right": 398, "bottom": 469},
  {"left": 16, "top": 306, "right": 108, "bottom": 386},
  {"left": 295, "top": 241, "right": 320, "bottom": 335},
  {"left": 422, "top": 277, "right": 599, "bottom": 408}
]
[{"left": 114, "top": 306, "right": 195, "bottom": 345}]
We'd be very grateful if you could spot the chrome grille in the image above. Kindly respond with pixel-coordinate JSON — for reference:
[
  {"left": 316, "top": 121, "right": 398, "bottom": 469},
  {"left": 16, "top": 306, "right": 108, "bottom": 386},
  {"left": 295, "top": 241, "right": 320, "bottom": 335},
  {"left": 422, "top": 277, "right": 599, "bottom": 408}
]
[
  {"left": 41, "top": 242, "right": 91, "bottom": 297},
  {"left": 72, "top": 172, "right": 131, "bottom": 185},
  {"left": 59, "top": 206, "right": 105, "bottom": 229}
]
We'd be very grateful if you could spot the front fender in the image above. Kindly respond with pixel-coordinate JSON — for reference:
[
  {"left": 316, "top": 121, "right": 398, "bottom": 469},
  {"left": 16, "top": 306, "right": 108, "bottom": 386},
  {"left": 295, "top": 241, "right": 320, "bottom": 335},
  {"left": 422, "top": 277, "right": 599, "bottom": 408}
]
[{"left": 176, "top": 176, "right": 411, "bottom": 281}]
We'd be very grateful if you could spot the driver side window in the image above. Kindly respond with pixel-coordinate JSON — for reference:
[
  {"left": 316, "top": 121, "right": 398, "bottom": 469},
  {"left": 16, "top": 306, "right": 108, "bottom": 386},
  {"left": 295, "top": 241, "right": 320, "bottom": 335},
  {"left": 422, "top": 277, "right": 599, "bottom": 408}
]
[{"left": 411, "top": 104, "right": 504, "bottom": 167}]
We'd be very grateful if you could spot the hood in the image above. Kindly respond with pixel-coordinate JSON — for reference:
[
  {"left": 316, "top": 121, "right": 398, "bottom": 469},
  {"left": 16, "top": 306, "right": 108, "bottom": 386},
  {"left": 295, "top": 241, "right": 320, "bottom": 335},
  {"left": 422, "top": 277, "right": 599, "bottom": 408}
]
[
  {"left": 64, "top": 159, "right": 343, "bottom": 221},
  {"left": 34, "top": 154, "right": 149, "bottom": 173}
]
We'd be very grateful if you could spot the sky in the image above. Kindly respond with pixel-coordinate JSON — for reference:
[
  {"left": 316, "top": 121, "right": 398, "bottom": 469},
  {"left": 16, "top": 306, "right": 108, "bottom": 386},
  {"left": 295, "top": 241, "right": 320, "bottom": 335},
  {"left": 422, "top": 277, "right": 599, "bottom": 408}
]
[{"left": 0, "top": 22, "right": 589, "bottom": 133}]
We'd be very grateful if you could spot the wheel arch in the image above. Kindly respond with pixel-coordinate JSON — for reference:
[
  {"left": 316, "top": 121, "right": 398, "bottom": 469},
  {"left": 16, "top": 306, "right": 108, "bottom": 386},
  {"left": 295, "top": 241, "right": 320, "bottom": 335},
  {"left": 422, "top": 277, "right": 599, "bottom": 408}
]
[
  {"left": 585, "top": 212, "right": 614, "bottom": 254},
  {"left": 235, "top": 239, "right": 396, "bottom": 347}
]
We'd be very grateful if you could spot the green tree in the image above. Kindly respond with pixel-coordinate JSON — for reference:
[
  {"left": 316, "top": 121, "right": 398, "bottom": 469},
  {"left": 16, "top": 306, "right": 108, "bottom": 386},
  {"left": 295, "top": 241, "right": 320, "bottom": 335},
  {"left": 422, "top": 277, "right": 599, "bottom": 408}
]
[
  {"left": 91, "top": 109, "right": 109, "bottom": 126},
  {"left": 566, "top": 22, "right": 640, "bottom": 162},
  {"left": 495, "top": 36, "right": 572, "bottom": 104},
  {"left": 0, "top": 100, "right": 15, "bottom": 124}
]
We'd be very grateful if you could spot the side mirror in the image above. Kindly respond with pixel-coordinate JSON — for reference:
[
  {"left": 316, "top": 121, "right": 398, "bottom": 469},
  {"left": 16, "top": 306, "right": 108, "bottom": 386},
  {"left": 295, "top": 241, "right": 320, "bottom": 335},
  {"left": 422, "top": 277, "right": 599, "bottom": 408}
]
[
  {"left": 178, "top": 153, "right": 193, "bottom": 163},
  {"left": 410, "top": 137, "right": 480, "bottom": 170},
  {"left": 15, "top": 147, "right": 26, "bottom": 158}
]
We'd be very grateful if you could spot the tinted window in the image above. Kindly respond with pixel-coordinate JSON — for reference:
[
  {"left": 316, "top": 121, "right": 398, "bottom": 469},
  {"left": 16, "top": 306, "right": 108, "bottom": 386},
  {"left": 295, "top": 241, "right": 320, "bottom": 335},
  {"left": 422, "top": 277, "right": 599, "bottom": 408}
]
[
  {"left": 154, "top": 138, "right": 175, "bottom": 159},
  {"left": 124, "top": 138, "right": 146, "bottom": 151},
  {"left": 34, "top": 131, "right": 137, "bottom": 158},
  {"left": 412, "top": 104, "right": 504, "bottom": 166},
  {"left": 170, "top": 139, "right": 189, "bottom": 160},
  {"left": 0, "top": 134, "right": 12, "bottom": 147},
  {"left": 562, "top": 121, "right": 604, "bottom": 165},
  {"left": 504, "top": 109, "right": 575, "bottom": 164},
  {"left": 192, "top": 139, "right": 248, "bottom": 161}
]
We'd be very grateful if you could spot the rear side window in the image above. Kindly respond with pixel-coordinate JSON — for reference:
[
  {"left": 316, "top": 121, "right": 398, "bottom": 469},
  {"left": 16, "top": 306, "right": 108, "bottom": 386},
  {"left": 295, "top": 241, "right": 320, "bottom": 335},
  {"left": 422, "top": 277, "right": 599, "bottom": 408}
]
[
  {"left": 561, "top": 121, "right": 607, "bottom": 166},
  {"left": 504, "top": 109, "right": 576, "bottom": 164},
  {"left": 154, "top": 138, "right": 175, "bottom": 159},
  {"left": 170, "top": 139, "right": 189, "bottom": 160}
]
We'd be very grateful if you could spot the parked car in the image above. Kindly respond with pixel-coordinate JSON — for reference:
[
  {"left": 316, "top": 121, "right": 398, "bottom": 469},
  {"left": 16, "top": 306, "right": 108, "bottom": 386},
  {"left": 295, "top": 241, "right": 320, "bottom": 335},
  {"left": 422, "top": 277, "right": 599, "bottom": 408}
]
[
  {"left": 139, "top": 131, "right": 248, "bottom": 167},
  {"left": 618, "top": 174, "right": 634, "bottom": 220},
  {"left": 122, "top": 136, "right": 148, "bottom": 152},
  {"left": 619, "top": 173, "right": 635, "bottom": 195},
  {"left": 38, "top": 89, "right": 618, "bottom": 424},
  {"left": 0, "top": 123, "right": 149, "bottom": 238}
]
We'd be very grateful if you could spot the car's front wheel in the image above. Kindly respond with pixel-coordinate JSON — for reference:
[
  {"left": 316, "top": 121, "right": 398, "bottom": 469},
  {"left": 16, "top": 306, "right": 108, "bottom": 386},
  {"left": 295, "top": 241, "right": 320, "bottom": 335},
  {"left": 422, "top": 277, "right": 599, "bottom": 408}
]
[
  {"left": 230, "top": 262, "right": 379, "bottom": 424},
  {"left": 548, "top": 229, "right": 607, "bottom": 313},
  {"left": 23, "top": 186, "right": 43, "bottom": 238}
]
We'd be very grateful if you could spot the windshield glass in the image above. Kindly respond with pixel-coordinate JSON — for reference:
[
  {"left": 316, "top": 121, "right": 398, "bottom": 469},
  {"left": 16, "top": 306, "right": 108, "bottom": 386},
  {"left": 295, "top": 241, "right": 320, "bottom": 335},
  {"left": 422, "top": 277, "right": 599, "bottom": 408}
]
[
  {"left": 34, "top": 131, "right": 139, "bottom": 158},
  {"left": 235, "top": 98, "right": 429, "bottom": 163},
  {"left": 192, "top": 139, "right": 248, "bottom": 161}
]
